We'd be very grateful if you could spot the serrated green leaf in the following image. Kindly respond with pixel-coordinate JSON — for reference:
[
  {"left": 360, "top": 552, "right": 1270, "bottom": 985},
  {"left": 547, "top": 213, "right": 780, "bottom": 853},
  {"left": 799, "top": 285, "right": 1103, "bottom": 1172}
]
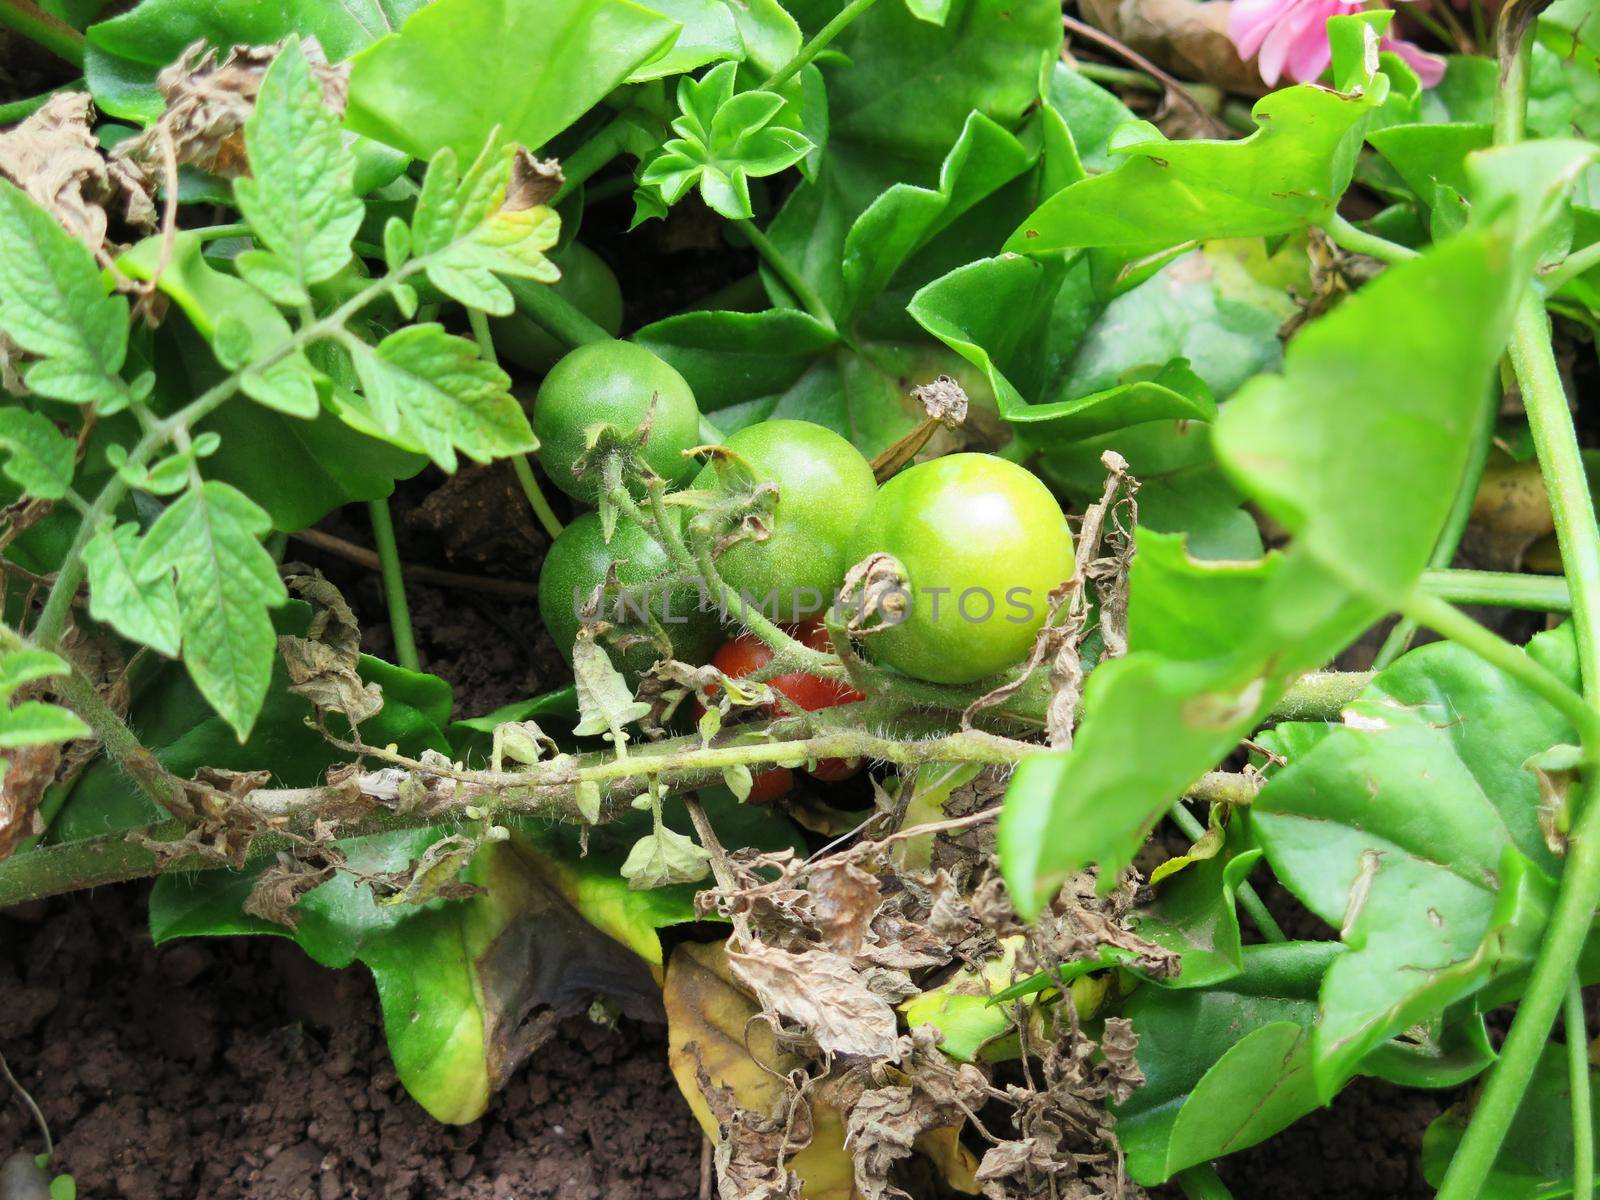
[
  {"left": 0, "top": 646, "right": 72, "bottom": 695},
  {"left": 0, "top": 407, "right": 74, "bottom": 499},
  {"left": 83, "top": 522, "right": 182, "bottom": 658},
  {"left": 571, "top": 637, "right": 651, "bottom": 738},
  {"left": 133, "top": 481, "right": 287, "bottom": 739},
  {"left": 0, "top": 179, "right": 129, "bottom": 411},
  {"left": 620, "top": 825, "right": 712, "bottom": 889},
  {"left": 233, "top": 39, "right": 364, "bottom": 301},
  {"left": 345, "top": 0, "right": 680, "bottom": 162},
  {"left": 0, "top": 699, "right": 91, "bottom": 748},
  {"left": 345, "top": 324, "right": 535, "bottom": 471}
]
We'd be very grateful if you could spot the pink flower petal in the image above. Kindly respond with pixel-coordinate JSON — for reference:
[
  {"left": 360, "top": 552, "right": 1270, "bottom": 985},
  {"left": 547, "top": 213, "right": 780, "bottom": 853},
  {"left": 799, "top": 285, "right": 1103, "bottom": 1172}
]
[
  {"left": 1382, "top": 34, "right": 1447, "bottom": 86},
  {"left": 1229, "top": 0, "right": 1295, "bottom": 59}
]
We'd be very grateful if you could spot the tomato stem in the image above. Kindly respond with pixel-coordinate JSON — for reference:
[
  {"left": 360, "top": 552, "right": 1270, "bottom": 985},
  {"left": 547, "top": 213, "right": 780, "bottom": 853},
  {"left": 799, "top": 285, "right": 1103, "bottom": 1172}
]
[
  {"left": 1322, "top": 214, "right": 1419, "bottom": 265},
  {"left": 1569, "top": 977, "right": 1595, "bottom": 1200},
  {"left": 733, "top": 218, "right": 838, "bottom": 332},
  {"left": 367, "top": 498, "right": 420, "bottom": 672}
]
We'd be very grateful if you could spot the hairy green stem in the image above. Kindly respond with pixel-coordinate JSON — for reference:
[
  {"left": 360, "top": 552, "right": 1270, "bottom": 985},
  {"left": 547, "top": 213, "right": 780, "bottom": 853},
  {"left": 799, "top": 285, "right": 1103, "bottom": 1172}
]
[
  {"left": 762, "top": 0, "right": 883, "bottom": 89},
  {"left": 1323, "top": 214, "right": 1420, "bottom": 264},
  {"left": 1569, "top": 977, "right": 1596, "bottom": 1200},
  {"left": 0, "top": 76, "right": 83, "bottom": 124},
  {"left": 1169, "top": 801, "right": 1286, "bottom": 941},
  {"left": 1377, "top": 388, "right": 1504, "bottom": 666},
  {"left": 734, "top": 219, "right": 837, "bottom": 332},
  {"left": 0, "top": 0, "right": 83, "bottom": 66},
  {"left": 367, "top": 498, "right": 419, "bottom": 672}
]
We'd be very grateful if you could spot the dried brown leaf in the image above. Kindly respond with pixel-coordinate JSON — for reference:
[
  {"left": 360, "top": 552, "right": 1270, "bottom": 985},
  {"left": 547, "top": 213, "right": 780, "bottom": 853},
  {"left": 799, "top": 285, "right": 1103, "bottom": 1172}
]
[
  {"left": 0, "top": 92, "right": 155, "bottom": 253},
  {"left": 728, "top": 943, "right": 902, "bottom": 1060}
]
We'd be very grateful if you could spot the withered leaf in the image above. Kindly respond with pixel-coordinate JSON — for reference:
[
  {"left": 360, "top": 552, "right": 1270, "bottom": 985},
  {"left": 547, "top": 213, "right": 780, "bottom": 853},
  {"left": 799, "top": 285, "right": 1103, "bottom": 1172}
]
[
  {"left": 242, "top": 852, "right": 340, "bottom": 928},
  {"left": 0, "top": 92, "right": 155, "bottom": 253},
  {"left": 728, "top": 943, "right": 902, "bottom": 1060}
]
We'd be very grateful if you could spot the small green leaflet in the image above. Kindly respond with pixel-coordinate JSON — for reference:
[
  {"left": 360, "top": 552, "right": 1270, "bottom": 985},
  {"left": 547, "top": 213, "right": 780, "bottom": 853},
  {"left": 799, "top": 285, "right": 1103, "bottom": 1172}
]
[
  {"left": 83, "top": 523, "right": 182, "bottom": 659},
  {"left": 409, "top": 141, "right": 560, "bottom": 317},
  {"left": 620, "top": 825, "right": 713, "bottom": 889},
  {"left": 0, "top": 408, "right": 74, "bottom": 499},
  {"left": 637, "top": 61, "right": 812, "bottom": 221},
  {"left": 133, "top": 481, "right": 288, "bottom": 739},
  {"left": 0, "top": 179, "right": 130, "bottom": 411},
  {"left": 571, "top": 637, "right": 651, "bottom": 740},
  {"left": 0, "top": 644, "right": 90, "bottom": 752},
  {"left": 1005, "top": 13, "right": 1391, "bottom": 254},
  {"left": 232, "top": 38, "right": 365, "bottom": 307},
  {"left": 345, "top": 324, "right": 535, "bottom": 472}
]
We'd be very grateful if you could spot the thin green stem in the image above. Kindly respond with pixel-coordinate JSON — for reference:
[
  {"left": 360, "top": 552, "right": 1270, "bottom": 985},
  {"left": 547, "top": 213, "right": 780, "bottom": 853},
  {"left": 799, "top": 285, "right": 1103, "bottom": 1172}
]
[
  {"left": 0, "top": 0, "right": 83, "bottom": 66},
  {"left": 550, "top": 115, "right": 634, "bottom": 206},
  {"left": 1404, "top": 591, "right": 1600, "bottom": 745},
  {"left": 1543, "top": 239, "right": 1600, "bottom": 295},
  {"left": 1169, "top": 801, "right": 1286, "bottom": 941},
  {"left": 735, "top": 218, "right": 837, "bottom": 332},
  {"left": 466, "top": 306, "right": 564, "bottom": 540},
  {"left": 1494, "top": 24, "right": 1533, "bottom": 146},
  {"left": 192, "top": 222, "right": 251, "bottom": 244},
  {"left": 0, "top": 76, "right": 83, "bottom": 125},
  {"left": 1323, "top": 214, "right": 1421, "bottom": 264},
  {"left": 1436, "top": 288, "right": 1600, "bottom": 1198},
  {"left": 367, "top": 498, "right": 419, "bottom": 671},
  {"left": 1568, "top": 977, "right": 1595, "bottom": 1200},
  {"left": 506, "top": 276, "right": 613, "bottom": 350},
  {"left": 762, "top": 0, "right": 883, "bottom": 89},
  {"left": 1074, "top": 62, "right": 1161, "bottom": 92},
  {"left": 1418, "top": 568, "right": 1571, "bottom": 612},
  {"left": 511, "top": 456, "right": 565, "bottom": 541},
  {"left": 1469, "top": 0, "right": 1489, "bottom": 52},
  {"left": 1175, "top": 1164, "right": 1236, "bottom": 1200}
]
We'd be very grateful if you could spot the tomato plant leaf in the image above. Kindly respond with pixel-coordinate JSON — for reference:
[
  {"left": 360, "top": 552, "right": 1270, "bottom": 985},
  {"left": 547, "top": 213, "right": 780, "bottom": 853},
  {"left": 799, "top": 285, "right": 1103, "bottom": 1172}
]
[
  {"left": 0, "top": 645, "right": 89, "bottom": 750},
  {"left": 634, "top": 308, "right": 840, "bottom": 412},
  {"left": 345, "top": 324, "right": 535, "bottom": 472},
  {"left": 231, "top": 38, "right": 365, "bottom": 305},
  {"left": 1005, "top": 13, "right": 1392, "bottom": 255},
  {"left": 345, "top": 0, "right": 681, "bottom": 162},
  {"left": 1254, "top": 627, "right": 1576, "bottom": 1097},
  {"left": 132, "top": 481, "right": 287, "bottom": 740},
  {"left": 0, "top": 408, "right": 74, "bottom": 500},
  {"left": 0, "top": 179, "right": 130, "bottom": 412},
  {"left": 83, "top": 522, "right": 182, "bottom": 659},
  {"left": 628, "top": 0, "right": 743, "bottom": 81}
]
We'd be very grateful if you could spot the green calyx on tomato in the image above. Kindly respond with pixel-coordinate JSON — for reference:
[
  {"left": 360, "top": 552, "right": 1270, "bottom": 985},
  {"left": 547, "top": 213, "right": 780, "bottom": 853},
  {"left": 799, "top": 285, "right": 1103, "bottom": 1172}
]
[
  {"left": 847, "top": 453, "right": 1075, "bottom": 685},
  {"left": 537, "top": 511, "right": 720, "bottom": 681},
  {"left": 693, "top": 420, "right": 877, "bottom": 625},
  {"left": 495, "top": 242, "right": 624, "bottom": 373},
  {"left": 534, "top": 340, "right": 701, "bottom": 505}
]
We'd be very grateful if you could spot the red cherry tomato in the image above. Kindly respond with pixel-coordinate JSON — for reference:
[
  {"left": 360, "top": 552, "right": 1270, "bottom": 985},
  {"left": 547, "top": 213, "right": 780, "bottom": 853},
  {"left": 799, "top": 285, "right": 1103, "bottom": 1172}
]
[{"left": 706, "top": 620, "right": 864, "bottom": 784}]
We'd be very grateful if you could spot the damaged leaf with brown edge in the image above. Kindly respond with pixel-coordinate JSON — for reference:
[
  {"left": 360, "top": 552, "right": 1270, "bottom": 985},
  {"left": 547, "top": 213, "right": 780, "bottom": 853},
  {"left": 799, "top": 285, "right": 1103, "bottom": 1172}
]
[{"left": 665, "top": 940, "right": 980, "bottom": 1199}]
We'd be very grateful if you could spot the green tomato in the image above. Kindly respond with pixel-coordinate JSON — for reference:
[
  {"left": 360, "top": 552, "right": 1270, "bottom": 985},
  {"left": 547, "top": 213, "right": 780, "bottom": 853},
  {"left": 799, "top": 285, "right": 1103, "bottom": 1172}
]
[
  {"left": 694, "top": 419, "right": 877, "bottom": 624},
  {"left": 493, "top": 242, "right": 624, "bottom": 373},
  {"left": 533, "top": 340, "right": 702, "bottom": 506},
  {"left": 848, "top": 454, "right": 1075, "bottom": 685},
  {"left": 537, "top": 511, "right": 720, "bottom": 680}
]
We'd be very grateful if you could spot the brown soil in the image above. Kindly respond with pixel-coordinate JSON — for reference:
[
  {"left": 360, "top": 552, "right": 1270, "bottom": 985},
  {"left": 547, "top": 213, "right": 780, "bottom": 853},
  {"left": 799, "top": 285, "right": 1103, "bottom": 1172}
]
[{"left": 0, "top": 888, "right": 705, "bottom": 1199}]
